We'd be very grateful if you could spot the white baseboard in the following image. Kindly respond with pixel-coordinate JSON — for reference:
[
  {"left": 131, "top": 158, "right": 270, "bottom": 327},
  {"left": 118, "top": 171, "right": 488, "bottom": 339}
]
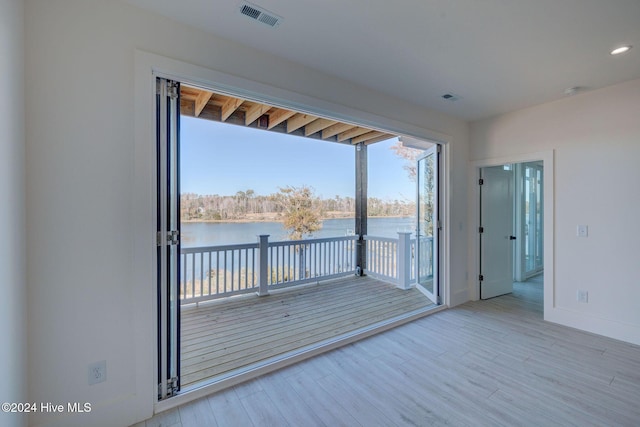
[
  {"left": 449, "top": 285, "right": 471, "bottom": 307},
  {"left": 545, "top": 306, "right": 640, "bottom": 346}
]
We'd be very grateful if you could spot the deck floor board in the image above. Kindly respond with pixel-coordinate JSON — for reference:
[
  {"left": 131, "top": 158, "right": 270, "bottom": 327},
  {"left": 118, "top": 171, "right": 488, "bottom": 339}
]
[{"left": 180, "top": 276, "right": 433, "bottom": 387}]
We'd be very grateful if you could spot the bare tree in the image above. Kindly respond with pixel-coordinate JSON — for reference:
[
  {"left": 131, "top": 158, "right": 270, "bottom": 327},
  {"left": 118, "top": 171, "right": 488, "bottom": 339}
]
[
  {"left": 179, "top": 189, "right": 413, "bottom": 222},
  {"left": 390, "top": 141, "right": 423, "bottom": 181},
  {"left": 275, "top": 185, "right": 323, "bottom": 240},
  {"left": 390, "top": 141, "right": 436, "bottom": 236}
]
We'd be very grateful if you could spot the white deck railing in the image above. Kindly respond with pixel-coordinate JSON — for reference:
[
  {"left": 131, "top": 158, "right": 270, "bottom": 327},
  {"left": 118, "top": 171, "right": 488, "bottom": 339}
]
[
  {"left": 180, "top": 235, "right": 357, "bottom": 304},
  {"left": 364, "top": 233, "right": 432, "bottom": 288},
  {"left": 267, "top": 236, "right": 358, "bottom": 290},
  {"left": 180, "top": 233, "right": 433, "bottom": 304},
  {"left": 181, "top": 242, "right": 259, "bottom": 302},
  {"left": 365, "top": 235, "right": 400, "bottom": 283}
]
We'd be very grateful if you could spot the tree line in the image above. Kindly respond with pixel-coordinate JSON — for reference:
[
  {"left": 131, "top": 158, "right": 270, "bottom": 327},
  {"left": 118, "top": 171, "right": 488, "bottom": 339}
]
[{"left": 180, "top": 189, "right": 415, "bottom": 222}]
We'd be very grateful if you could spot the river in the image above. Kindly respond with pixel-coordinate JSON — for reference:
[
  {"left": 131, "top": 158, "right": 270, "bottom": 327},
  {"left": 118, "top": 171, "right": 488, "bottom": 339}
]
[{"left": 181, "top": 216, "right": 415, "bottom": 247}]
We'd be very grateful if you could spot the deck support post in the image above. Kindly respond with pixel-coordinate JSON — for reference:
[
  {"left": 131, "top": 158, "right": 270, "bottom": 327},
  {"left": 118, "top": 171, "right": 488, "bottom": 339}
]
[
  {"left": 257, "top": 234, "right": 270, "bottom": 296},
  {"left": 355, "top": 142, "right": 368, "bottom": 274},
  {"left": 397, "top": 232, "right": 412, "bottom": 289}
]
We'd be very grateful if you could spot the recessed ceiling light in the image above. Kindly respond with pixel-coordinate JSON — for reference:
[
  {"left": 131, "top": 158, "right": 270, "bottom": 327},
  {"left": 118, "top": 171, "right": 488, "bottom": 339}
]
[
  {"left": 564, "top": 86, "right": 582, "bottom": 96},
  {"left": 610, "top": 45, "right": 632, "bottom": 55}
]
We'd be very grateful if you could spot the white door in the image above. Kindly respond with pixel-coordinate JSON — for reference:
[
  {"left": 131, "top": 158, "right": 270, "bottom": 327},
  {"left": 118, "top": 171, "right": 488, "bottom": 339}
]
[
  {"left": 416, "top": 146, "right": 439, "bottom": 304},
  {"left": 480, "top": 166, "right": 514, "bottom": 299}
]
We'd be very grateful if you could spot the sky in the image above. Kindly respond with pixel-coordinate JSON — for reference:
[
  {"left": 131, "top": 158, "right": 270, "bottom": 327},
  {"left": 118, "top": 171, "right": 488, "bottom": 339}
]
[{"left": 180, "top": 116, "right": 416, "bottom": 201}]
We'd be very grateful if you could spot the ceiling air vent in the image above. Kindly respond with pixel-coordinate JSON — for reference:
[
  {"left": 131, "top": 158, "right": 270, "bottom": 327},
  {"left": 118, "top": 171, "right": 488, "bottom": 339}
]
[{"left": 240, "top": 2, "right": 282, "bottom": 28}]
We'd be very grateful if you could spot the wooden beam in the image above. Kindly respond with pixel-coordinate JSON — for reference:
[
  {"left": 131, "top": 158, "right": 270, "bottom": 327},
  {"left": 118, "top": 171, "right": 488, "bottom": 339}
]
[
  {"left": 179, "top": 86, "right": 200, "bottom": 102},
  {"left": 245, "top": 103, "right": 271, "bottom": 126},
  {"left": 221, "top": 97, "right": 245, "bottom": 122},
  {"left": 287, "top": 113, "right": 317, "bottom": 133},
  {"left": 267, "top": 109, "right": 296, "bottom": 129},
  {"left": 337, "top": 127, "right": 371, "bottom": 142},
  {"left": 194, "top": 90, "right": 214, "bottom": 117},
  {"left": 352, "top": 131, "right": 386, "bottom": 144},
  {"left": 364, "top": 134, "right": 396, "bottom": 145},
  {"left": 322, "top": 122, "right": 355, "bottom": 139},
  {"left": 305, "top": 118, "right": 338, "bottom": 137},
  {"left": 180, "top": 99, "right": 195, "bottom": 117}
]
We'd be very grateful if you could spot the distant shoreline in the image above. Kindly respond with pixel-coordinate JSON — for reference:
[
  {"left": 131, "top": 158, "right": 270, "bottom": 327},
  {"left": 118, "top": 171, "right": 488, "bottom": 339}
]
[{"left": 181, "top": 215, "right": 413, "bottom": 224}]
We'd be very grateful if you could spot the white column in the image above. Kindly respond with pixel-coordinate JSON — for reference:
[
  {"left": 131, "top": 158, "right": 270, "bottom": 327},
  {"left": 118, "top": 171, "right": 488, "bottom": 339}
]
[
  {"left": 257, "top": 235, "right": 270, "bottom": 296},
  {"left": 397, "top": 232, "right": 412, "bottom": 290}
]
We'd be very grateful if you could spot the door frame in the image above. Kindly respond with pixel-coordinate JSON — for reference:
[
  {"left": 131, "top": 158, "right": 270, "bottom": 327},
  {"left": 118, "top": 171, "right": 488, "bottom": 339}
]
[
  {"left": 134, "top": 50, "right": 453, "bottom": 414},
  {"left": 470, "top": 151, "right": 554, "bottom": 317}
]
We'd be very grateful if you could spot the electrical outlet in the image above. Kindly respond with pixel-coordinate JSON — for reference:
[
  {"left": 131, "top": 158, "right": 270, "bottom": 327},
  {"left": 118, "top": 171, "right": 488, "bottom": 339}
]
[
  {"left": 577, "top": 225, "right": 588, "bottom": 237},
  {"left": 577, "top": 290, "right": 589, "bottom": 303},
  {"left": 88, "top": 360, "right": 107, "bottom": 385}
]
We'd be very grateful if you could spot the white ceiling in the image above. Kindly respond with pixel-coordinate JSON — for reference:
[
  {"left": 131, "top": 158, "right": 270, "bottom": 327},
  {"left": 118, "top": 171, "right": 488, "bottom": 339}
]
[{"left": 124, "top": 0, "right": 640, "bottom": 121}]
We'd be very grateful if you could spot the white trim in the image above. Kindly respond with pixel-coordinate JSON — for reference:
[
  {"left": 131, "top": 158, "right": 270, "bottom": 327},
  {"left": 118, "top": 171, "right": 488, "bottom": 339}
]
[
  {"left": 132, "top": 52, "right": 161, "bottom": 423},
  {"left": 134, "top": 49, "right": 454, "bottom": 415},
  {"left": 546, "top": 307, "right": 640, "bottom": 345},
  {"left": 442, "top": 143, "right": 455, "bottom": 307},
  {"left": 469, "top": 150, "right": 554, "bottom": 320}
]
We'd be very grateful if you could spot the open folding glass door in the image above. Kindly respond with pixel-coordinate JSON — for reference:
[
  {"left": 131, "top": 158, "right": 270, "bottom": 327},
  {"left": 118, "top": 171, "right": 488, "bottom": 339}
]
[
  {"left": 156, "top": 77, "right": 181, "bottom": 400},
  {"left": 416, "top": 145, "right": 440, "bottom": 305}
]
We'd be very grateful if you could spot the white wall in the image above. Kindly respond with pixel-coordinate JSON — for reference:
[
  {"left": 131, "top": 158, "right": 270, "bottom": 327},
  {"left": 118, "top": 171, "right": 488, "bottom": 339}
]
[
  {"left": 25, "top": 0, "right": 469, "bottom": 426},
  {"left": 0, "top": 1, "right": 27, "bottom": 426},
  {"left": 470, "top": 78, "right": 640, "bottom": 345}
]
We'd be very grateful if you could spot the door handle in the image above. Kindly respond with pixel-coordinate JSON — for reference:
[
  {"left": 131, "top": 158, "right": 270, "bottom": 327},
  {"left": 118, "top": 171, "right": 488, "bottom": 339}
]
[{"left": 509, "top": 235, "right": 517, "bottom": 240}]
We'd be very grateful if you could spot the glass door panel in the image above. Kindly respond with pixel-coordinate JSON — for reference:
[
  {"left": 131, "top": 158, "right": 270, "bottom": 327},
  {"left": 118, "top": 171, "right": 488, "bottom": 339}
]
[
  {"left": 523, "top": 163, "right": 543, "bottom": 276},
  {"left": 416, "top": 145, "right": 439, "bottom": 304}
]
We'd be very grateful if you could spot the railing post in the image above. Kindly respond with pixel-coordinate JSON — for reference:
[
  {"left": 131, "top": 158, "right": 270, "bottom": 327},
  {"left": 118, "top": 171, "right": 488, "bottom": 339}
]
[
  {"left": 397, "top": 232, "right": 412, "bottom": 290},
  {"left": 257, "top": 235, "right": 270, "bottom": 296}
]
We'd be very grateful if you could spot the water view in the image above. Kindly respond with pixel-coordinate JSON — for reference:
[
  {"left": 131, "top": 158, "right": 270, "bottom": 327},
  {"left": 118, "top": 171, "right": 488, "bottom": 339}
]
[{"left": 181, "top": 216, "right": 415, "bottom": 247}]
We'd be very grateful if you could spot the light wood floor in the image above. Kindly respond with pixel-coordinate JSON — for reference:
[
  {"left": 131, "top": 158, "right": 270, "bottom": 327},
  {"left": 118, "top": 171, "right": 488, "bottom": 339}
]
[
  {"left": 180, "top": 276, "right": 434, "bottom": 388},
  {"left": 139, "top": 277, "right": 640, "bottom": 427}
]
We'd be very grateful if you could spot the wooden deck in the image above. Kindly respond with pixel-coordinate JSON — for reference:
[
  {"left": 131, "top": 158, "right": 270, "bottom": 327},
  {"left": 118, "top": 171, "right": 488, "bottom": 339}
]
[{"left": 180, "top": 275, "right": 434, "bottom": 388}]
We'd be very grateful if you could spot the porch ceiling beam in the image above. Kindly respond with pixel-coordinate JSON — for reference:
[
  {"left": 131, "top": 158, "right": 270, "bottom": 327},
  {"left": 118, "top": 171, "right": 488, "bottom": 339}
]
[
  {"left": 337, "top": 127, "right": 371, "bottom": 142},
  {"left": 305, "top": 118, "right": 338, "bottom": 137},
  {"left": 364, "top": 134, "right": 396, "bottom": 145},
  {"left": 352, "top": 131, "right": 386, "bottom": 144},
  {"left": 245, "top": 103, "right": 271, "bottom": 126},
  {"left": 180, "top": 85, "right": 399, "bottom": 146},
  {"left": 322, "top": 122, "right": 354, "bottom": 139},
  {"left": 221, "top": 97, "right": 245, "bottom": 121},
  {"left": 194, "top": 90, "right": 214, "bottom": 117},
  {"left": 287, "top": 113, "right": 317, "bottom": 133},
  {"left": 267, "top": 108, "right": 296, "bottom": 129}
]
